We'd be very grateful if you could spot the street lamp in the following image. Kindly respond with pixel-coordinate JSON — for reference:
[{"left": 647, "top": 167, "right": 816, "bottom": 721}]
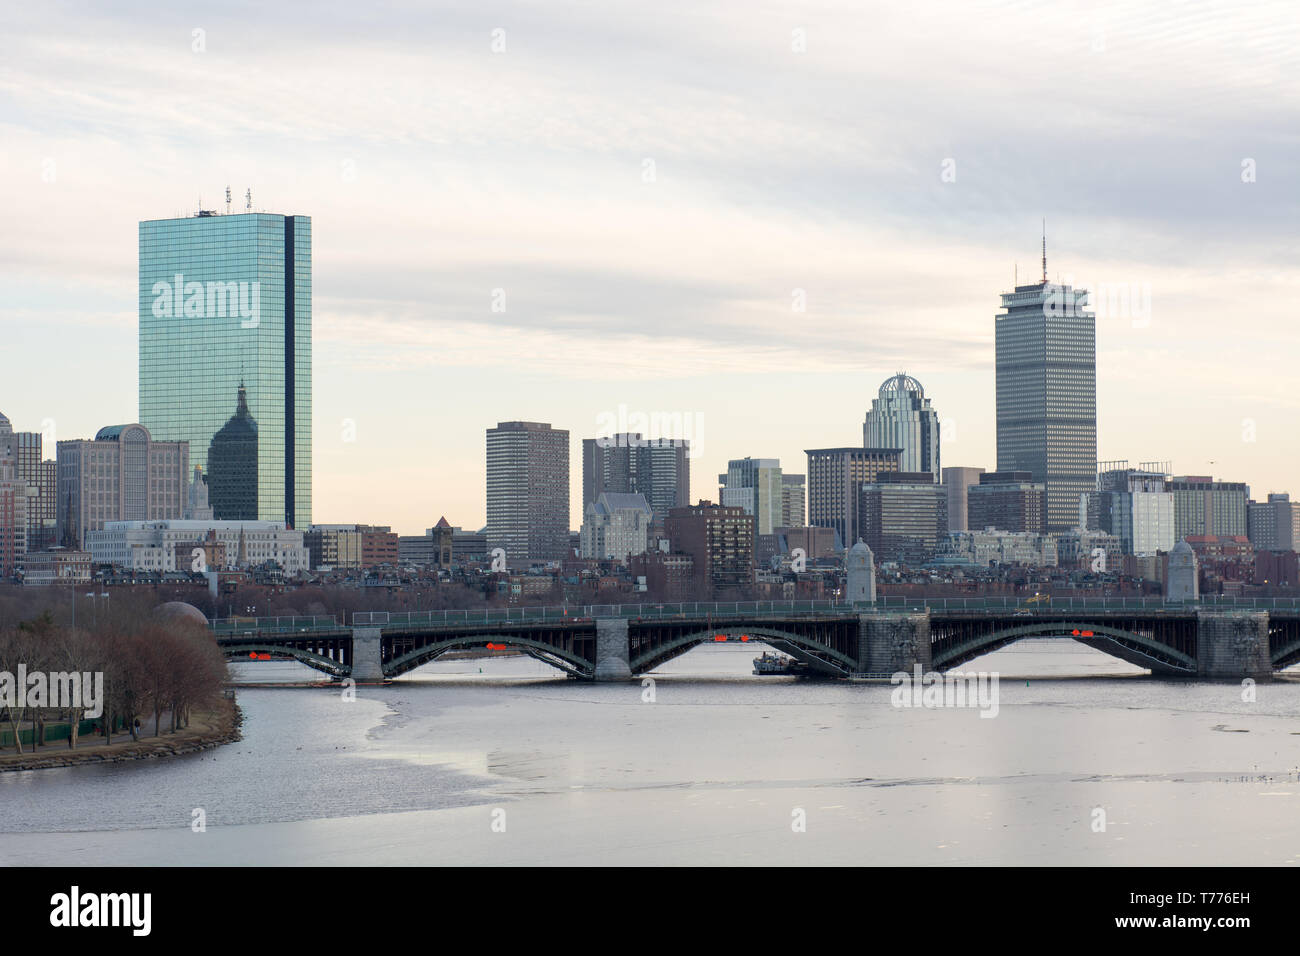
[{"left": 85, "top": 591, "right": 109, "bottom": 628}]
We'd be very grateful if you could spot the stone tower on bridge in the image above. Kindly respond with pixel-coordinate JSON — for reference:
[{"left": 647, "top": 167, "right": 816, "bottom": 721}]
[
  {"left": 846, "top": 538, "right": 876, "bottom": 605},
  {"left": 1166, "top": 538, "right": 1199, "bottom": 602}
]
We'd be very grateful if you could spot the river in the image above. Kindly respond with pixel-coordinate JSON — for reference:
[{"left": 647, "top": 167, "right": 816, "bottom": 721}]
[{"left": 2, "top": 640, "right": 1298, "bottom": 865}]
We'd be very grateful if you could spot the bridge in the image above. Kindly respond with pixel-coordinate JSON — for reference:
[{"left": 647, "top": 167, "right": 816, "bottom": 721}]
[{"left": 209, "top": 597, "right": 1300, "bottom": 683}]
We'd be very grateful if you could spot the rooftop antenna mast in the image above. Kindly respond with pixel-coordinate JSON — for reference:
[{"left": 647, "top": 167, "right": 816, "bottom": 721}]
[
  {"left": 245, "top": 188, "right": 252, "bottom": 213},
  {"left": 1041, "top": 218, "right": 1047, "bottom": 283},
  {"left": 225, "top": 185, "right": 232, "bottom": 215}
]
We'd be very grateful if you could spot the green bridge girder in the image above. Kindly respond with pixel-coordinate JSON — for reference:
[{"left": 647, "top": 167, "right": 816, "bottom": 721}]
[
  {"left": 383, "top": 634, "right": 595, "bottom": 679},
  {"left": 629, "top": 626, "right": 858, "bottom": 676},
  {"left": 931, "top": 621, "right": 1198, "bottom": 674},
  {"left": 220, "top": 642, "right": 350, "bottom": 678}
]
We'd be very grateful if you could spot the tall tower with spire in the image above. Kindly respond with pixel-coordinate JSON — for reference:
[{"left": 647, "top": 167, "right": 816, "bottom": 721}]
[
  {"left": 994, "top": 227, "right": 1097, "bottom": 533},
  {"left": 207, "top": 384, "right": 259, "bottom": 522}
]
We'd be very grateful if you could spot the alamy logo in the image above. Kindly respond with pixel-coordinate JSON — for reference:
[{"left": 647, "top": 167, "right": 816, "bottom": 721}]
[
  {"left": 151, "top": 273, "right": 260, "bottom": 328},
  {"left": 50, "top": 886, "right": 151, "bottom": 936},
  {"left": 0, "top": 666, "right": 103, "bottom": 718},
  {"left": 890, "top": 664, "right": 999, "bottom": 718},
  {"left": 594, "top": 404, "right": 703, "bottom": 458}
]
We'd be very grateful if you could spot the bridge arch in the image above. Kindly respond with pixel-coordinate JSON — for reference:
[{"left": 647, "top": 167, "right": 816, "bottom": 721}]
[
  {"left": 221, "top": 643, "right": 350, "bottom": 678},
  {"left": 932, "top": 622, "right": 1196, "bottom": 675},
  {"left": 630, "top": 626, "right": 857, "bottom": 676},
  {"left": 384, "top": 634, "right": 594, "bottom": 680}
]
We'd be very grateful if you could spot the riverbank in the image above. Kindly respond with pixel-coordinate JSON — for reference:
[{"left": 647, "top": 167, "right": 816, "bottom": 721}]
[{"left": 0, "top": 698, "right": 242, "bottom": 772}]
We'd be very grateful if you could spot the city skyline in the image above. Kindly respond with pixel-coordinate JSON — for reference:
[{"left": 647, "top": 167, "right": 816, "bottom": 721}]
[{"left": 3, "top": 1, "right": 1296, "bottom": 535}]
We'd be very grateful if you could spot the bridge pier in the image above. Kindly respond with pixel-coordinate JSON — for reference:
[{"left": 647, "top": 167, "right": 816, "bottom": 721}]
[
  {"left": 593, "top": 618, "right": 633, "bottom": 681},
  {"left": 857, "top": 612, "right": 931, "bottom": 676},
  {"left": 350, "top": 627, "right": 387, "bottom": 682},
  {"left": 1196, "top": 611, "right": 1271, "bottom": 681}
]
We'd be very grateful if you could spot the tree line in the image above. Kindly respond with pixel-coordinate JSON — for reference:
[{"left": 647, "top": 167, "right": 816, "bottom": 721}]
[{"left": 0, "top": 606, "right": 229, "bottom": 755}]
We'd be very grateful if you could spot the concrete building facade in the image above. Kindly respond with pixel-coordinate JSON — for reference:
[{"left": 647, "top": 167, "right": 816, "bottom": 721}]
[
  {"left": 487, "top": 421, "right": 571, "bottom": 563},
  {"left": 56, "top": 424, "right": 189, "bottom": 549}
]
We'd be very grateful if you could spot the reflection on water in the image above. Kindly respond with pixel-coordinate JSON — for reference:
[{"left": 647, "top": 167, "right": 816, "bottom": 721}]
[{"left": 3, "top": 640, "right": 1299, "bottom": 865}]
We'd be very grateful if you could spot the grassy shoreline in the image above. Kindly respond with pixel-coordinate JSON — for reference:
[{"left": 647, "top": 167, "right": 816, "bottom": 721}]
[{"left": 0, "top": 698, "right": 242, "bottom": 772}]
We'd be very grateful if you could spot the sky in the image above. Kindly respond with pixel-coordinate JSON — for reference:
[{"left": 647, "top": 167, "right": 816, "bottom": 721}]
[{"left": 2, "top": 0, "right": 1297, "bottom": 536}]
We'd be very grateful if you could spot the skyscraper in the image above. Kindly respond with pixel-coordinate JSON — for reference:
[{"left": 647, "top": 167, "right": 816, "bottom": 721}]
[
  {"left": 995, "top": 236, "right": 1097, "bottom": 533},
  {"left": 863, "top": 373, "right": 940, "bottom": 478},
  {"left": 486, "top": 421, "right": 570, "bottom": 563},
  {"left": 0, "top": 413, "right": 27, "bottom": 578},
  {"left": 581, "top": 434, "right": 690, "bottom": 520},
  {"left": 941, "top": 465, "right": 985, "bottom": 532},
  {"left": 208, "top": 384, "right": 259, "bottom": 521},
  {"left": 719, "top": 457, "right": 783, "bottom": 535},
  {"left": 805, "top": 446, "right": 901, "bottom": 548},
  {"left": 780, "top": 474, "right": 806, "bottom": 528},
  {"left": 139, "top": 207, "right": 311, "bottom": 529}
]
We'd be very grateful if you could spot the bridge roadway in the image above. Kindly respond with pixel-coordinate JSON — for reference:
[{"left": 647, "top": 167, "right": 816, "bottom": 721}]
[{"left": 210, "top": 597, "right": 1300, "bottom": 683}]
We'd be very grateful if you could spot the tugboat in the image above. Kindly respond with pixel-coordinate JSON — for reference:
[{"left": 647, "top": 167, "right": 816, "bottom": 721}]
[{"left": 752, "top": 651, "right": 797, "bottom": 675}]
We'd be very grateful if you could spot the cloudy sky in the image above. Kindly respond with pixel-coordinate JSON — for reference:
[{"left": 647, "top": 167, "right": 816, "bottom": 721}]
[{"left": 2, "top": 0, "right": 1297, "bottom": 535}]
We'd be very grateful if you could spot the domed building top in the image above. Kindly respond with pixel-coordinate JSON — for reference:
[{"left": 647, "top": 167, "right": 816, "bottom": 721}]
[
  {"left": 877, "top": 372, "right": 927, "bottom": 398},
  {"left": 153, "top": 601, "right": 210, "bottom": 628},
  {"left": 214, "top": 384, "right": 258, "bottom": 440},
  {"left": 94, "top": 423, "right": 151, "bottom": 442},
  {"left": 850, "top": 537, "right": 874, "bottom": 555},
  {"left": 1171, "top": 538, "right": 1194, "bottom": 554}
]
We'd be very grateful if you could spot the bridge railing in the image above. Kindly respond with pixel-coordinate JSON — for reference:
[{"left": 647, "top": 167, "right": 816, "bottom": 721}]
[
  {"left": 209, "top": 614, "right": 341, "bottom": 634},
  {"left": 210, "top": 595, "right": 1300, "bottom": 633}
]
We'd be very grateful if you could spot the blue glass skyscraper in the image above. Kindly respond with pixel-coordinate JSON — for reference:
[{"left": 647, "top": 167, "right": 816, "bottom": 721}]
[{"left": 139, "top": 208, "right": 311, "bottom": 529}]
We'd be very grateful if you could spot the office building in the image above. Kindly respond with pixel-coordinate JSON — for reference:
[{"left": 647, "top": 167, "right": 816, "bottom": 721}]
[
  {"left": 87, "top": 519, "right": 308, "bottom": 573},
  {"left": 0, "top": 413, "right": 27, "bottom": 578},
  {"left": 303, "top": 524, "right": 398, "bottom": 570},
  {"left": 967, "top": 471, "right": 1047, "bottom": 533},
  {"left": 22, "top": 548, "right": 92, "bottom": 586},
  {"left": 863, "top": 372, "right": 941, "bottom": 478},
  {"left": 139, "top": 207, "right": 311, "bottom": 528},
  {"left": 1094, "top": 462, "right": 1175, "bottom": 555},
  {"left": 856, "top": 472, "right": 949, "bottom": 565},
  {"left": 1247, "top": 494, "right": 1300, "bottom": 552},
  {"left": 56, "top": 424, "right": 189, "bottom": 549},
  {"left": 1168, "top": 476, "right": 1249, "bottom": 539},
  {"left": 10, "top": 428, "right": 57, "bottom": 552},
  {"left": 580, "top": 492, "right": 652, "bottom": 561},
  {"left": 719, "top": 457, "right": 783, "bottom": 535},
  {"left": 1055, "top": 527, "right": 1123, "bottom": 571},
  {"left": 942, "top": 530, "right": 1058, "bottom": 568},
  {"left": 664, "top": 502, "right": 755, "bottom": 597},
  {"left": 806, "top": 447, "right": 901, "bottom": 549},
  {"left": 582, "top": 434, "right": 690, "bottom": 519},
  {"left": 941, "top": 466, "right": 985, "bottom": 533},
  {"left": 995, "top": 245, "right": 1097, "bottom": 532},
  {"left": 486, "top": 421, "right": 570, "bottom": 563},
  {"left": 780, "top": 474, "right": 805, "bottom": 528}
]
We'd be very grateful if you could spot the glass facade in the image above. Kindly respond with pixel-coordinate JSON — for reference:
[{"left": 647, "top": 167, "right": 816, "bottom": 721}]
[
  {"left": 862, "top": 373, "right": 941, "bottom": 479},
  {"left": 139, "top": 212, "right": 311, "bottom": 529},
  {"left": 995, "top": 281, "right": 1096, "bottom": 533}
]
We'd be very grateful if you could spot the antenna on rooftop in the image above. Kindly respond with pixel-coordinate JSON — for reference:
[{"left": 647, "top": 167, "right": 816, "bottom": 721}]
[
  {"left": 225, "top": 186, "right": 232, "bottom": 215},
  {"left": 1041, "top": 218, "right": 1047, "bottom": 283},
  {"left": 245, "top": 188, "right": 252, "bottom": 213}
]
